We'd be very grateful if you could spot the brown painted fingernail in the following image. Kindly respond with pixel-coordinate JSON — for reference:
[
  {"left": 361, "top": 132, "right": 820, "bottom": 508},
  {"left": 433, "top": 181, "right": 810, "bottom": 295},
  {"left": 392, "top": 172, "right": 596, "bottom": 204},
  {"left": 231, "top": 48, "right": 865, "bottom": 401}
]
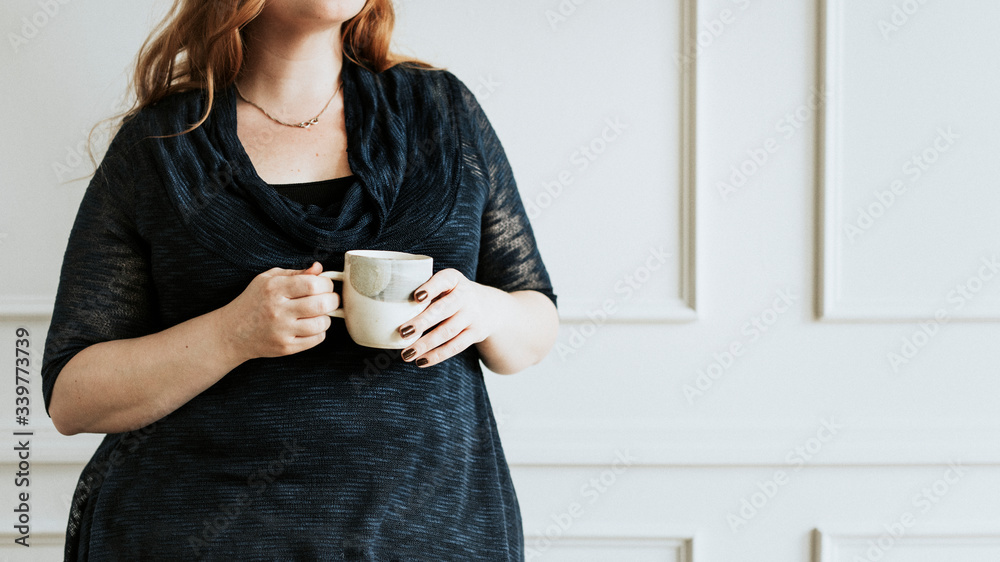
[
  {"left": 400, "top": 325, "right": 415, "bottom": 338},
  {"left": 414, "top": 290, "right": 428, "bottom": 302},
  {"left": 416, "top": 358, "right": 429, "bottom": 367},
  {"left": 402, "top": 348, "right": 415, "bottom": 361}
]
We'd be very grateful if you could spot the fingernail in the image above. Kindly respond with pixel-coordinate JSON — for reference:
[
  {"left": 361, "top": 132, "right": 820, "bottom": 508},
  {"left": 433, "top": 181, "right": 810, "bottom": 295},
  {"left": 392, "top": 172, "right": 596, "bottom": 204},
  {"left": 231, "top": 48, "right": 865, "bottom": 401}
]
[
  {"left": 414, "top": 290, "right": 428, "bottom": 302},
  {"left": 402, "top": 348, "right": 415, "bottom": 361},
  {"left": 400, "top": 325, "right": 415, "bottom": 338},
  {"left": 416, "top": 358, "right": 429, "bottom": 367}
]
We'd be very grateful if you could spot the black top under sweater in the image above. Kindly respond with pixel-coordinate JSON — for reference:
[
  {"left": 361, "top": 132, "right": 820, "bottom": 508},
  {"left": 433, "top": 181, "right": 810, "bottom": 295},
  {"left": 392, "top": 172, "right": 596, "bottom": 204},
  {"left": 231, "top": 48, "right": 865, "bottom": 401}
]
[
  {"left": 41, "top": 55, "right": 557, "bottom": 561},
  {"left": 269, "top": 174, "right": 355, "bottom": 210}
]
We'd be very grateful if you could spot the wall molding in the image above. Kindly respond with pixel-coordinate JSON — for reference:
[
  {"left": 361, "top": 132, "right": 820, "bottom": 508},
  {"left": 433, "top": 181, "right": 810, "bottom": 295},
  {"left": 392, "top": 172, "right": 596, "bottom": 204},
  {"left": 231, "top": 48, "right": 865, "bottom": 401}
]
[
  {"left": 815, "top": 0, "right": 841, "bottom": 322},
  {"left": 0, "top": 295, "right": 55, "bottom": 318},
  {"left": 524, "top": 532, "right": 695, "bottom": 562},
  {"left": 0, "top": 530, "right": 65, "bottom": 551},
  {"left": 815, "top": 0, "right": 1000, "bottom": 322},
  {"left": 813, "top": 527, "right": 1000, "bottom": 562},
  {"left": 676, "top": 0, "right": 698, "bottom": 323},
  {"left": 499, "top": 421, "right": 1000, "bottom": 467},
  {"left": 560, "top": 0, "right": 697, "bottom": 325},
  {"left": 558, "top": 297, "right": 697, "bottom": 324},
  {"left": 12, "top": 420, "right": 1000, "bottom": 467}
]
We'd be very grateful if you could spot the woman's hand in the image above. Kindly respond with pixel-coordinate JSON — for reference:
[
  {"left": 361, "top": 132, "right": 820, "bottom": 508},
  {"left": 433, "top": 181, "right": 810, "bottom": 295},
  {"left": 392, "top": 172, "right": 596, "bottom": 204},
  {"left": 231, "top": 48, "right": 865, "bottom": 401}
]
[
  {"left": 397, "top": 268, "right": 501, "bottom": 368},
  {"left": 221, "top": 261, "right": 339, "bottom": 362}
]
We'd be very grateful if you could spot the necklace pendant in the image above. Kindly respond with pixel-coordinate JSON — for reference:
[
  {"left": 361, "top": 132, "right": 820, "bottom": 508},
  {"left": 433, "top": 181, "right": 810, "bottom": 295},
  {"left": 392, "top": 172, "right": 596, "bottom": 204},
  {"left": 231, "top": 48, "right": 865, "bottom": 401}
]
[{"left": 297, "top": 117, "right": 319, "bottom": 129}]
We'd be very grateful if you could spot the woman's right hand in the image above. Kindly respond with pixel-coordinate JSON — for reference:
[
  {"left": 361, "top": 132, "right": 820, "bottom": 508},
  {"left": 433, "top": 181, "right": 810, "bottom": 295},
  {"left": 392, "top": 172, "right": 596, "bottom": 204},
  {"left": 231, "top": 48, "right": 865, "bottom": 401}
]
[{"left": 220, "top": 261, "right": 339, "bottom": 362}]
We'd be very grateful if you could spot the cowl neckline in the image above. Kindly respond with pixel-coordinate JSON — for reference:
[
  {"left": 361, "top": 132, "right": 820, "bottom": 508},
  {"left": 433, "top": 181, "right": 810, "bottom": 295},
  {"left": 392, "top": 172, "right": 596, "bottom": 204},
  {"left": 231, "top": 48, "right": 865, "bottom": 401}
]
[{"left": 154, "top": 56, "right": 463, "bottom": 273}]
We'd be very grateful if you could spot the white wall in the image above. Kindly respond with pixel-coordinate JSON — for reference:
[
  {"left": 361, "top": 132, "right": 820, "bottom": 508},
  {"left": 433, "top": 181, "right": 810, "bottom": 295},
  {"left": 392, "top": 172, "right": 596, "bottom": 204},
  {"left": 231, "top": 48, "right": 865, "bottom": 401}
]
[{"left": 3, "top": 0, "right": 999, "bottom": 560}]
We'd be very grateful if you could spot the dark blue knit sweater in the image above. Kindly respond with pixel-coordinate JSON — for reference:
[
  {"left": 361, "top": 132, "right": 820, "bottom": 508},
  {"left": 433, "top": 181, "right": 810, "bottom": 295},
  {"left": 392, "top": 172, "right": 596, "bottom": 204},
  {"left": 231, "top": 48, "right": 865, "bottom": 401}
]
[{"left": 41, "top": 55, "right": 556, "bottom": 561}]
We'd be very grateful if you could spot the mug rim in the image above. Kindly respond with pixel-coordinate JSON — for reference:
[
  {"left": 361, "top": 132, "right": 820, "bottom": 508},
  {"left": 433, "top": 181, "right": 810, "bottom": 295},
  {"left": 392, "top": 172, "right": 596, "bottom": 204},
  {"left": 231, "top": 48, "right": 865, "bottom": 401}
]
[{"left": 346, "top": 249, "right": 431, "bottom": 261}]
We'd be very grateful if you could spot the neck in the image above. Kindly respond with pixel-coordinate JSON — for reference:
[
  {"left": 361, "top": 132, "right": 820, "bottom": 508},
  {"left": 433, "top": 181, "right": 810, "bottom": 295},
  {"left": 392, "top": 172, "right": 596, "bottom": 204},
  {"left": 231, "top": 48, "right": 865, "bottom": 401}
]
[{"left": 236, "top": 19, "right": 345, "bottom": 121}]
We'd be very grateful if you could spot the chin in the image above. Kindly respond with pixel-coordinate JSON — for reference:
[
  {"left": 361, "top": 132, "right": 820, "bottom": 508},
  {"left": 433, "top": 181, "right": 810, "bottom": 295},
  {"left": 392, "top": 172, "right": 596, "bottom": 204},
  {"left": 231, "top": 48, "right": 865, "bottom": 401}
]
[{"left": 263, "top": 0, "right": 367, "bottom": 26}]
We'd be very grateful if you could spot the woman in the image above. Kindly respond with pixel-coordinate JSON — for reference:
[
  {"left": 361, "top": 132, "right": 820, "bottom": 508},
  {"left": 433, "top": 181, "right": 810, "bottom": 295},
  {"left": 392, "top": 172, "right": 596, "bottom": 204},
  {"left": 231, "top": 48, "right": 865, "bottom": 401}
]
[{"left": 40, "top": 0, "right": 559, "bottom": 559}]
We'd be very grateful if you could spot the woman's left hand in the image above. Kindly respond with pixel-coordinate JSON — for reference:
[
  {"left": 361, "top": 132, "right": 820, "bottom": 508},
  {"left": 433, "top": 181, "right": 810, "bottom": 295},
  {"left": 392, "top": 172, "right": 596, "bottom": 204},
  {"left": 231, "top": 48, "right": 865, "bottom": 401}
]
[{"left": 398, "top": 268, "right": 499, "bottom": 368}]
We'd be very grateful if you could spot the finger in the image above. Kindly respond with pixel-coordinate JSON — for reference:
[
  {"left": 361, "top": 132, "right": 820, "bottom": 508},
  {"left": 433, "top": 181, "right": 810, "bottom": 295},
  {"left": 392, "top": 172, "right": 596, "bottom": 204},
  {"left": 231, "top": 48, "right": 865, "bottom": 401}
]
[
  {"left": 411, "top": 268, "right": 463, "bottom": 304},
  {"left": 290, "top": 331, "right": 326, "bottom": 350},
  {"left": 289, "top": 292, "right": 340, "bottom": 319},
  {"left": 281, "top": 272, "right": 335, "bottom": 299},
  {"left": 269, "top": 261, "right": 323, "bottom": 277},
  {"left": 398, "top": 290, "right": 463, "bottom": 339},
  {"left": 409, "top": 327, "right": 479, "bottom": 368},
  {"left": 290, "top": 315, "right": 332, "bottom": 338},
  {"left": 401, "top": 311, "right": 471, "bottom": 362}
]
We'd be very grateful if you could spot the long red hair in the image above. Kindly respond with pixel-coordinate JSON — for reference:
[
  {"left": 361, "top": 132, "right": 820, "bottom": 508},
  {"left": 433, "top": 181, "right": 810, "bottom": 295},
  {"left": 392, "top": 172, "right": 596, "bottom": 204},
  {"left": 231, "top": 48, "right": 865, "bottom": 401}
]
[{"left": 80, "top": 0, "right": 438, "bottom": 176}]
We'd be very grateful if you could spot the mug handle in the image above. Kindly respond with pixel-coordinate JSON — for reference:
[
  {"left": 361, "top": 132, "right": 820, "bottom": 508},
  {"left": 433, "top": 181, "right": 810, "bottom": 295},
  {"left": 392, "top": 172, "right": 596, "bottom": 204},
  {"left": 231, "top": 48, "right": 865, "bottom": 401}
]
[{"left": 319, "top": 270, "right": 345, "bottom": 318}]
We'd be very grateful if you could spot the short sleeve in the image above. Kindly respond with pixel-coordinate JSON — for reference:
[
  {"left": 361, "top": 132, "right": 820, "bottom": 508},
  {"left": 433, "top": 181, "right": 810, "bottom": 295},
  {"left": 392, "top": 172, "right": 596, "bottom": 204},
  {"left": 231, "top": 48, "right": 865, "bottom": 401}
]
[
  {"left": 452, "top": 76, "right": 558, "bottom": 309},
  {"left": 41, "top": 116, "right": 159, "bottom": 418}
]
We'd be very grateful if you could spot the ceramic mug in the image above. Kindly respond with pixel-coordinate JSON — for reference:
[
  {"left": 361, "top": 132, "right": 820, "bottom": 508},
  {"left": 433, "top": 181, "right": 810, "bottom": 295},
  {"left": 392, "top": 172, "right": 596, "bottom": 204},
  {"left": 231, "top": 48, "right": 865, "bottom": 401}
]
[{"left": 319, "top": 250, "right": 433, "bottom": 349}]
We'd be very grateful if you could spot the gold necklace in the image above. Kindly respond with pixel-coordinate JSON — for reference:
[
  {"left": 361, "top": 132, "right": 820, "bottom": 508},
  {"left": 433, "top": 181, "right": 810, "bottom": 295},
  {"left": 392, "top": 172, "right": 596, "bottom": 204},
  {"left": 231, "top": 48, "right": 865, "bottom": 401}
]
[{"left": 234, "top": 79, "right": 342, "bottom": 129}]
